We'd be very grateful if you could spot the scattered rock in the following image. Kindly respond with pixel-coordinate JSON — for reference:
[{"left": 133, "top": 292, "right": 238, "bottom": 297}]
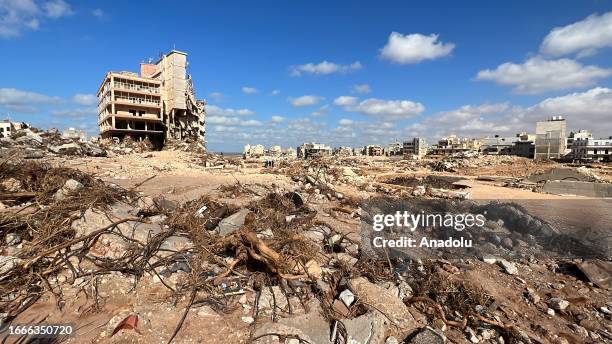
[
  {"left": 497, "top": 259, "right": 518, "bottom": 275},
  {"left": 215, "top": 209, "right": 252, "bottom": 235},
  {"left": 548, "top": 298, "right": 570, "bottom": 311},
  {"left": 348, "top": 277, "right": 417, "bottom": 333},
  {"left": 339, "top": 289, "right": 355, "bottom": 307},
  {"left": 406, "top": 327, "right": 446, "bottom": 344}
]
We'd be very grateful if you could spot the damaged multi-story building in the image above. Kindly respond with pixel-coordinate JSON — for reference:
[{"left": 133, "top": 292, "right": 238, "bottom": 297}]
[{"left": 97, "top": 50, "right": 206, "bottom": 148}]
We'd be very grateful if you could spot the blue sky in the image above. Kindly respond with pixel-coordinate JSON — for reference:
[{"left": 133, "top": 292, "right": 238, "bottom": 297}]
[{"left": 1, "top": 0, "right": 612, "bottom": 152}]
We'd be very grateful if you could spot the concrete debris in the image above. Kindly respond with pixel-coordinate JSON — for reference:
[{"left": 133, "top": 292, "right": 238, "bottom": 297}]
[
  {"left": 348, "top": 277, "right": 417, "bottom": 333},
  {"left": 214, "top": 208, "right": 252, "bottom": 235},
  {"left": 548, "top": 297, "right": 570, "bottom": 311},
  {"left": 0, "top": 141, "right": 610, "bottom": 343},
  {"left": 406, "top": 327, "right": 446, "bottom": 344}
]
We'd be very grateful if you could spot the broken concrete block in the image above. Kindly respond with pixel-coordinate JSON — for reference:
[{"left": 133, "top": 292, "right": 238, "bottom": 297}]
[
  {"left": 497, "top": 259, "right": 518, "bottom": 275},
  {"left": 548, "top": 297, "right": 570, "bottom": 311},
  {"left": 406, "top": 327, "right": 446, "bottom": 344},
  {"left": 215, "top": 208, "right": 251, "bottom": 235},
  {"left": 348, "top": 277, "right": 417, "bottom": 333},
  {"left": 0, "top": 256, "right": 22, "bottom": 277},
  {"left": 341, "top": 312, "right": 387, "bottom": 344},
  {"left": 338, "top": 289, "right": 355, "bottom": 307}
]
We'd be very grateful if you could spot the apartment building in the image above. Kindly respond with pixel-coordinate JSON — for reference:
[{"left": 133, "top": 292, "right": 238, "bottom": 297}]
[
  {"left": 534, "top": 116, "right": 567, "bottom": 160},
  {"left": 431, "top": 135, "right": 481, "bottom": 155},
  {"left": 403, "top": 137, "right": 427, "bottom": 159},
  {"left": 570, "top": 136, "right": 612, "bottom": 162},
  {"left": 386, "top": 142, "right": 403, "bottom": 156},
  {"left": 97, "top": 50, "right": 205, "bottom": 148},
  {"left": 298, "top": 143, "right": 332, "bottom": 158}
]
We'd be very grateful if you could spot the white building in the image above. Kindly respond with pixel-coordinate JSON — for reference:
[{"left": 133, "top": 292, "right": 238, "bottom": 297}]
[{"left": 570, "top": 136, "right": 612, "bottom": 162}]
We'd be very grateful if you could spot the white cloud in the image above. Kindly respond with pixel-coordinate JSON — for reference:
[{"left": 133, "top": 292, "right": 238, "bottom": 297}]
[
  {"left": 271, "top": 89, "right": 281, "bottom": 96},
  {"left": 476, "top": 57, "right": 612, "bottom": 94},
  {"left": 92, "top": 8, "right": 104, "bottom": 18},
  {"left": 290, "top": 61, "right": 362, "bottom": 76},
  {"left": 526, "top": 87, "right": 612, "bottom": 130},
  {"left": 51, "top": 107, "right": 96, "bottom": 118},
  {"left": 0, "top": 88, "right": 61, "bottom": 113},
  {"left": 72, "top": 93, "right": 97, "bottom": 105},
  {"left": 271, "top": 115, "right": 284, "bottom": 123},
  {"left": 241, "top": 87, "right": 258, "bottom": 94},
  {"left": 207, "top": 105, "right": 254, "bottom": 116},
  {"left": 336, "top": 96, "right": 425, "bottom": 120},
  {"left": 311, "top": 104, "right": 329, "bottom": 117},
  {"left": 338, "top": 118, "right": 354, "bottom": 126},
  {"left": 207, "top": 116, "right": 262, "bottom": 126},
  {"left": 541, "top": 12, "right": 612, "bottom": 57},
  {"left": 333, "top": 96, "right": 358, "bottom": 106},
  {"left": 0, "top": 0, "right": 73, "bottom": 38},
  {"left": 379, "top": 32, "right": 455, "bottom": 64},
  {"left": 208, "top": 92, "right": 223, "bottom": 101},
  {"left": 288, "top": 95, "right": 323, "bottom": 107},
  {"left": 352, "top": 84, "right": 371, "bottom": 94},
  {"left": 43, "top": 0, "right": 73, "bottom": 18}
]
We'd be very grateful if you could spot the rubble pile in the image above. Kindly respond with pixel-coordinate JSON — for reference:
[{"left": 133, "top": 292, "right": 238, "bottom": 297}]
[
  {"left": 0, "top": 127, "right": 106, "bottom": 158},
  {"left": 99, "top": 136, "right": 155, "bottom": 155},
  {"left": 0, "top": 156, "right": 610, "bottom": 343}
]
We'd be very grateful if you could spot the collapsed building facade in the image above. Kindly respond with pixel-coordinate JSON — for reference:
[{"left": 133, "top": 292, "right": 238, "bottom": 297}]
[{"left": 97, "top": 50, "right": 205, "bottom": 148}]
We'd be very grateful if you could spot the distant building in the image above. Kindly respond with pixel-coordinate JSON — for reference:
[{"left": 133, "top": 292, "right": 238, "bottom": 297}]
[
  {"left": 403, "top": 137, "right": 427, "bottom": 159},
  {"left": 243, "top": 144, "right": 265, "bottom": 158},
  {"left": 386, "top": 142, "right": 403, "bottom": 156},
  {"left": 570, "top": 136, "right": 612, "bottom": 162},
  {"left": 62, "top": 127, "right": 87, "bottom": 142},
  {"left": 268, "top": 145, "right": 282, "bottom": 157},
  {"left": 334, "top": 146, "right": 354, "bottom": 156},
  {"left": 479, "top": 135, "right": 519, "bottom": 155},
  {"left": 298, "top": 143, "right": 332, "bottom": 159},
  {"left": 431, "top": 135, "right": 481, "bottom": 155},
  {"left": 534, "top": 116, "right": 567, "bottom": 160},
  {"left": 0, "top": 120, "right": 30, "bottom": 138},
  {"left": 365, "top": 144, "right": 384, "bottom": 156},
  {"left": 284, "top": 147, "right": 297, "bottom": 158}
]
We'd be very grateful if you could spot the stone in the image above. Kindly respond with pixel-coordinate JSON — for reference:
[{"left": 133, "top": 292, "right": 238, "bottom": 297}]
[
  {"left": 501, "top": 237, "right": 514, "bottom": 250},
  {"left": 336, "top": 253, "right": 358, "bottom": 268},
  {"left": 0, "top": 256, "right": 22, "bottom": 277},
  {"left": 465, "top": 327, "right": 479, "bottom": 343},
  {"left": 481, "top": 255, "right": 499, "bottom": 264},
  {"left": 406, "top": 327, "right": 446, "bottom": 344},
  {"left": 48, "top": 142, "right": 82, "bottom": 155},
  {"left": 71, "top": 205, "right": 166, "bottom": 259},
  {"left": 385, "top": 337, "right": 399, "bottom": 344},
  {"left": 341, "top": 312, "right": 387, "bottom": 344},
  {"left": 241, "top": 316, "right": 254, "bottom": 324},
  {"left": 548, "top": 298, "right": 570, "bottom": 311},
  {"left": 253, "top": 301, "right": 331, "bottom": 344},
  {"left": 5, "top": 233, "right": 21, "bottom": 246},
  {"left": 54, "top": 179, "right": 84, "bottom": 200},
  {"left": 497, "top": 259, "right": 518, "bottom": 275},
  {"left": 348, "top": 277, "right": 417, "bottom": 333},
  {"left": 547, "top": 308, "right": 555, "bottom": 316},
  {"left": 258, "top": 286, "right": 289, "bottom": 311},
  {"left": 339, "top": 289, "right": 355, "bottom": 307},
  {"left": 215, "top": 209, "right": 251, "bottom": 236},
  {"left": 525, "top": 288, "right": 540, "bottom": 304}
]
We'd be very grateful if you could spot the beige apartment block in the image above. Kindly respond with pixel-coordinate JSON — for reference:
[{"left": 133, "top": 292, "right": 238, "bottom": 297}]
[{"left": 97, "top": 50, "right": 205, "bottom": 148}]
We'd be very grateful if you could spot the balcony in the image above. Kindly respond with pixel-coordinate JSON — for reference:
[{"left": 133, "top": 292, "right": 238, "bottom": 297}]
[
  {"left": 113, "top": 82, "right": 160, "bottom": 94},
  {"left": 114, "top": 96, "right": 161, "bottom": 107}
]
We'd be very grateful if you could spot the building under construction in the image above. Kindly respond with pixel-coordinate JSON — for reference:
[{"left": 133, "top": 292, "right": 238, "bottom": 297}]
[{"left": 97, "top": 50, "right": 206, "bottom": 148}]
